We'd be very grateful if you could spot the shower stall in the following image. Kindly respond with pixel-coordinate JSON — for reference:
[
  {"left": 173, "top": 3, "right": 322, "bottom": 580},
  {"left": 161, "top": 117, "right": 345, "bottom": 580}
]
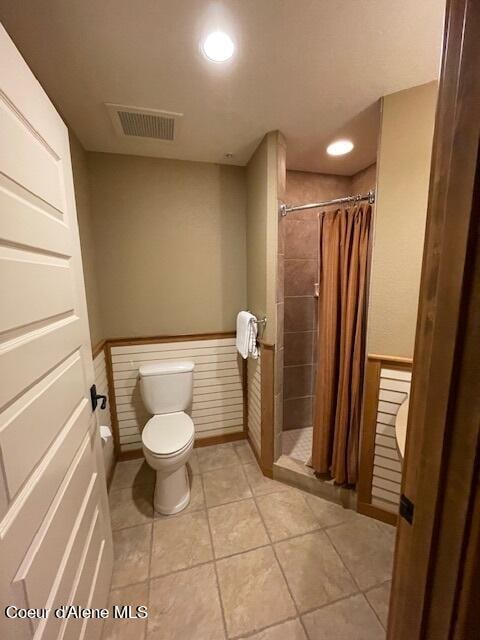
[{"left": 276, "top": 167, "right": 377, "bottom": 484}]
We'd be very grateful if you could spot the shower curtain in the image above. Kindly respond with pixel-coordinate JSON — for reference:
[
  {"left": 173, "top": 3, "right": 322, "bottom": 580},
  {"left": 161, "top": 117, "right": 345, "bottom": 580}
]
[{"left": 312, "top": 204, "right": 372, "bottom": 485}]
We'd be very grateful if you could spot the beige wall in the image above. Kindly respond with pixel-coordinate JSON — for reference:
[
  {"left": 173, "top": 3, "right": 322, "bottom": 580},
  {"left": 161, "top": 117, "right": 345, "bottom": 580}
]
[
  {"left": 367, "top": 82, "right": 438, "bottom": 358},
  {"left": 246, "top": 131, "right": 280, "bottom": 345},
  {"left": 88, "top": 153, "right": 247, "bottom": 338},
  {"left": 69, "top": 131, "right": 104, "bottom": 347}
]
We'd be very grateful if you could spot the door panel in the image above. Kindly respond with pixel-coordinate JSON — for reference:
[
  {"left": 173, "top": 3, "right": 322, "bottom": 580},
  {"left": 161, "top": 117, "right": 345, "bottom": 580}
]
[
  {"left": 0, "top": 174, "right": 70, "bottom": 256},
  {"left": 14, "top": 435, "right": 97, "bottom": 609},
  {"left": 0, "top": 251, "right": 74, "bottom": 333},
  {"left": 40, "top": 456, "right": 100, "bottom": 640},
  {"left": 0, "top": 352, "right": 85, "bottom": 498},
  {"left": 0, "top": 317, "right": 83, "bottom": 408},
  {"left": 0, "top": 23, "right": 112, "bottom": 640},
  {"left": 2, "top": 401, "right": 90, "bottom": 571},
  {"left": 63, "top": 508, "right": 107, "bottom": 640},
  {"left": 0, "top": 99, "right": 65, "bottom": 212}
]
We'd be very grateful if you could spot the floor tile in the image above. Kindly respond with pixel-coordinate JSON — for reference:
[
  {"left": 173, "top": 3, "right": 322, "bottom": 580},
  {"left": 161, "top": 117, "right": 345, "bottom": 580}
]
[
  {"left": 109, "top": 485, "right": 153, "bottom": 530},
  {"left": 148, "top": 563, "right": 224, "bottom": 640},
  {"left": 216, "top": 546, "right": 296, "bottom": 637},
  {"left": 282, "top": 427, "right": 313, "bottom": 463},
  {"left": 247, "top": 619, "right": 307, "bottom": 640},
  {"left": 186, "top": 471, "right": 206, "bottom": 509},
  {"left": 188, "top": 450, "right": 200, "bottom": 474},
  {"left": 110, "top": 458, "right": 155, "bottom": 491},
  {"left": 325, "top": 517, "right": 394, "bottom": 591},
  {"left": 302, "top": 593, "right": 385, "bottom": 640},
  {"left": 203, "top": 464, "right": 252, "bottom": 507},
  {"left": 275, "top": 531, "right": 357, "bottom": 612},
  {"left": 197, "top": 443, "right": 240, "bottom": 472},
  {"left": 111, "top": 523, "right": 151, "bottom": 589},
  {"left": 233, "top": 441, "right": 256, "bottom": 465},
  {"left": 243, "top": 463, "right": 291, "bottom": 496},
  {"left": 154, "top": 471, "right": 205, "bottom": 519},
  {"left": 377, "top": 519, "right": 397, "bottom": 542},
  {"left": 365, "top": 581, "right": 391, "bottom": 628},
  {"left": 256, "top": 490, "right": 319, "bottom": 541},
  {"left": 208, "top": 498, "right": 269, "bottom": 558},
  {"left": 103, "top": 582, "right": 148, "bottom": 640},
  {"left": 151, "top": 510, "right": 213, "bottom": 577},
  {"left": 304, "top": 494, "right": 358, "bottom": 529}
]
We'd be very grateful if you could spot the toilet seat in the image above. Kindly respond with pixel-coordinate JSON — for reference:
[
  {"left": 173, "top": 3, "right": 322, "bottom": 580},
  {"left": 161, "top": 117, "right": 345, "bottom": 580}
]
[{"left": 142, "top": 412, "right": 194, "bottom": 458}]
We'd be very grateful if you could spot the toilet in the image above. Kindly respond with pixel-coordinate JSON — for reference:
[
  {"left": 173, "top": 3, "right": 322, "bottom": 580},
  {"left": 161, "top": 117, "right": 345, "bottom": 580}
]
[{"left": 139, "top": 360, "right": 195, "bottom": 515}]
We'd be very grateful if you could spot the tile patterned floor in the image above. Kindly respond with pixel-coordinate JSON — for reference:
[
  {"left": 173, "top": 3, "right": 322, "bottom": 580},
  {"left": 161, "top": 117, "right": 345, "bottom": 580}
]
[
  {"left": 282, "top": 427, "right": 313, "bottom": 463},
  {"left": 104, "top": 441, "right": 394, "bottom": 640}
]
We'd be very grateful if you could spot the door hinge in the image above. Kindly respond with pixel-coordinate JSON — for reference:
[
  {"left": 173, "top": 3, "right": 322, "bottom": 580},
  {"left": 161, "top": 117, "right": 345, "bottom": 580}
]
[{"left": 399, "top": 494, "right": 414, "bottom": 524}]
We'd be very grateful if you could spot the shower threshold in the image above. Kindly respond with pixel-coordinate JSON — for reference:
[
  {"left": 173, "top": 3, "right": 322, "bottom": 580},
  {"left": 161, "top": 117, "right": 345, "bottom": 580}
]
[{"left": 276, "top": 429, "right": 357, "bottom": 510}]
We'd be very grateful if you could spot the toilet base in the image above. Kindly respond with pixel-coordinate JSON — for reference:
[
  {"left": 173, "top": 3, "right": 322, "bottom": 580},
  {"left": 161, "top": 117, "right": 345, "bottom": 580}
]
[{"left": 154, "top": 464, "right": 191, "bottom": 515}]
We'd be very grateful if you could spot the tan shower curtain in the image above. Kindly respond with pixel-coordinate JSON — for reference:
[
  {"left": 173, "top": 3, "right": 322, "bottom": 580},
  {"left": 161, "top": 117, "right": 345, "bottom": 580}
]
[{"left": 312, "top": 204, "right": 372, "bottom": 485}]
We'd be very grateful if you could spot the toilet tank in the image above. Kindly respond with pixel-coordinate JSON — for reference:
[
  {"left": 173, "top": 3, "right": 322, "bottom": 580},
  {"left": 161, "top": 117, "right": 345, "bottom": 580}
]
[{"left": 139, "top": 360, "right": 194, "bottom": 415}]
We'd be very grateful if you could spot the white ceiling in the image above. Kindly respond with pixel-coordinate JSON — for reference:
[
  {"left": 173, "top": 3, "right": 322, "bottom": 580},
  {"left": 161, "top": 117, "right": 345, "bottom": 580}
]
[{"left": 0, "top": 1, "right": 445, "bottom": 175}]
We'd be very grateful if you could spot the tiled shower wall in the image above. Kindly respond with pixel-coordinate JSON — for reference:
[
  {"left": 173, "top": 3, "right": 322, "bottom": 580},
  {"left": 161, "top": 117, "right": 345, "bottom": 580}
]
[
  {"left": 282, "top": 172, "right": 350, "bottom": 430},
  {"left": 279, "top": 166, "right": 376, "bottom": 432}
]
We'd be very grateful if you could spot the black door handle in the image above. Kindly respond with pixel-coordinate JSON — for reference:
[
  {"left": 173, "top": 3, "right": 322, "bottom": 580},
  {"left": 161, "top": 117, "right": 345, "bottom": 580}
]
[{"left": 90, "top": 384, "right": 107, "bottom": 411}]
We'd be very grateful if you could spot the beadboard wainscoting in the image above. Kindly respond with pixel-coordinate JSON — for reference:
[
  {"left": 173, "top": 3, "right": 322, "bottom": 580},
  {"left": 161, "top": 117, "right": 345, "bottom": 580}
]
[
  {"left": 93, "top": 347, "right": 112, "bottom": 430},
  {"left": 92, "top": 344, "right": 114, "bottom": 480},
  {"left": 247, "top": 353, "right": 262, "bottom": 459},
  {"left": 358, "top": 355, "right": 412, "bottom": 525},
  {"left": 109, "top": 336, "right": 245, "bottom": 454},
  {"left": 371, "top": 366, "right": 410, "bottom": 511}
]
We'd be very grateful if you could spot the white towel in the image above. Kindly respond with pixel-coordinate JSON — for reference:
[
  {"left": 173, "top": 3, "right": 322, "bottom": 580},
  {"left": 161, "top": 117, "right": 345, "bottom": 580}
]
[{"left": 236, "top": 311, "right": 259, "bottom": 359}]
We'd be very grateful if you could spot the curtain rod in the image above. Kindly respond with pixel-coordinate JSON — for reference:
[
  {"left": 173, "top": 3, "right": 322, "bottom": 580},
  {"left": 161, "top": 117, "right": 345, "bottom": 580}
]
[{"left": 279, "top": 190, "right": 375, "bottom": 216}]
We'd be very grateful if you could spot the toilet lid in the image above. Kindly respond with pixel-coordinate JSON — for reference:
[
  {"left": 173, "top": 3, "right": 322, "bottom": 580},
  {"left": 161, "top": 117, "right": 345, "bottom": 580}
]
[{"left": 142, "top": 412, "right": 194, "bottom": 456}]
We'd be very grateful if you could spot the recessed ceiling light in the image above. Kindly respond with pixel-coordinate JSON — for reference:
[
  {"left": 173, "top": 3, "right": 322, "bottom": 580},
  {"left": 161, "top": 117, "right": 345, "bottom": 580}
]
[
  {"left": 327, "top": 139, "right": 354, "bottom": 156},
  {"left": 202, "top": 31, "right": 235, "bottom": 62}
]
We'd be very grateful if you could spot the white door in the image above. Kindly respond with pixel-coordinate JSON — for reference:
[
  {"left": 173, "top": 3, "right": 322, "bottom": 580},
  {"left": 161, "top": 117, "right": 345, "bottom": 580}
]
[{"left": 0, "top": 24, "right": 113, "bottom": 640}]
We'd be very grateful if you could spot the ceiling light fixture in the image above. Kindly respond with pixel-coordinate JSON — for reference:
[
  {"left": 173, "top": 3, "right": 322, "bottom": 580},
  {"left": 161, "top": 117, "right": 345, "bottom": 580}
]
[
  {"left": 326, "top": 139, "right": 354, "bottom": 156},
  {"left": 202, "top": 31, "right": 235, "bottom": 62}
]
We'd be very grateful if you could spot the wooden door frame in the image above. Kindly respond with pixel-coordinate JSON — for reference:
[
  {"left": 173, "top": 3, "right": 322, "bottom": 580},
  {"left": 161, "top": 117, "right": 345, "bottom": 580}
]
[{"left": 388, "top": 0, "right": 480, "bottom": 638}]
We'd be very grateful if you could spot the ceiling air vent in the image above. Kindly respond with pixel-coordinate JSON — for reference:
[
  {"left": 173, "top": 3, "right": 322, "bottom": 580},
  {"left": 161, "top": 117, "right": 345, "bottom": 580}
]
[{"left": 105, "top": 104, "right": 183, "bottom": 141}]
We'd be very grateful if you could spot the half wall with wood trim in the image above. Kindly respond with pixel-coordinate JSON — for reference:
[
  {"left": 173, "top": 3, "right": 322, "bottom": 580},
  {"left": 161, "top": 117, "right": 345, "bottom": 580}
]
[
  {"left": 358, "top": 354, "right": 412, "bottom": 525},
  {"left": 92, "top": 342, "right": 114, "bottom": 483},
  {"left": 105, "top": 334, "right": 246, "bottom": 457},
  {"left": 247, "top": 353, "right": 262, "bottom": 459}
]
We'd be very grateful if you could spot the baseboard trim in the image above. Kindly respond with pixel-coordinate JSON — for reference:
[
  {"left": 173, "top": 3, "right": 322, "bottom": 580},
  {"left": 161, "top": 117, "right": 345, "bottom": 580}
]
[
  {"left": 194, "top": 431, "right": 247, "bottom": 448},
  {"left": 357, "top": 500, "right": 398, "bottom": 526}
]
